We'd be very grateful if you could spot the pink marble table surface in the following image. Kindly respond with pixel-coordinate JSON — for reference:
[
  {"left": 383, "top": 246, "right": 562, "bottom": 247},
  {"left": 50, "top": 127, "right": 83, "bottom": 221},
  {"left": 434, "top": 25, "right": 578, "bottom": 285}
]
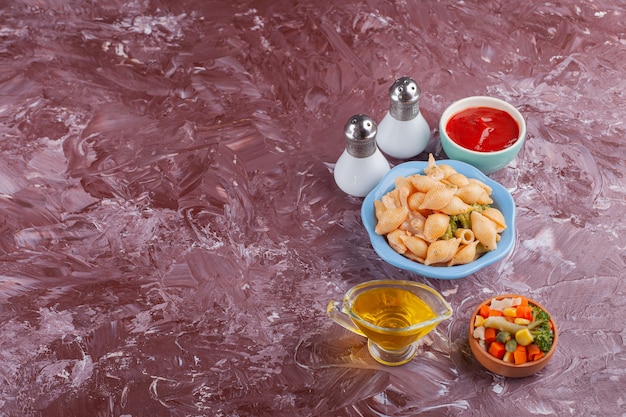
[{"left": 0, "top": 0, "right": 624, "bottom": 416}]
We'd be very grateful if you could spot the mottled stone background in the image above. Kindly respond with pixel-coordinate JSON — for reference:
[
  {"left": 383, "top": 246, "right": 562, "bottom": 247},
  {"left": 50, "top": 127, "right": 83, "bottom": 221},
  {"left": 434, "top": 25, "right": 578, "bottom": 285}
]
[{"left": 0, "top": 0, "right": 624, "bottom": 416}]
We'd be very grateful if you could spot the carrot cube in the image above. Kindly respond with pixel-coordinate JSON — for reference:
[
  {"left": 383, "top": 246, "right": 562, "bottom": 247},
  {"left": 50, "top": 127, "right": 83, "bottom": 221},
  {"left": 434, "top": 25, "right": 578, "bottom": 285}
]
[
  {"left": 479, "top": 305, "right": 491, "bottom": 318},
  {"left": 488, "top": 341, "right": 506, "bottom": 360},
  {"left": 484, "top": 327, "right": 497, "bottom": 344},
  {"left": 527, "top": 344, "right": 545, "bottom": 361},
  {"left": 516, "top": 305, "right": 533, "bottom": 321},
  {"left": 514, "top": 345, "right": 527, "bottom": 365}
]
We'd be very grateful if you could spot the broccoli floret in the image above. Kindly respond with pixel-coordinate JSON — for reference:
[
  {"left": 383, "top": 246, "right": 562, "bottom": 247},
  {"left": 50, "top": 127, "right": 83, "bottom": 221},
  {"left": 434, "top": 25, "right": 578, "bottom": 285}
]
[
  {"left": 530, "top": 305, "right": 551, "bottom": 325},
  {"left": 440, "top": 208, "right": 489, "bottom": 241},
  {"left": 532, "top": 330, "right": 554, "bottom": 352},
  {"left": 449, "top": 217, "right": 458, "bottom": 237},
  {"left": 528, "top": 305, "right": 554, "bottom": 352},
  {"left": 441, "top": 217, "right": 457, "bottom": 240},
  {"left": 456, "top": 212, "right": 471, "bottom": 229}
]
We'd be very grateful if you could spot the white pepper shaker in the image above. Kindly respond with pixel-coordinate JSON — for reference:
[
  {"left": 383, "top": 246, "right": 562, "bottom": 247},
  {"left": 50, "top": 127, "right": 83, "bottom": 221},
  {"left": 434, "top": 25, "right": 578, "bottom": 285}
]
[
  {"left": 334, "top": 114, "right": 390, "bottom": 197},
  {"left": 376, "top": 77, "right": 431, "bottom": 159}
]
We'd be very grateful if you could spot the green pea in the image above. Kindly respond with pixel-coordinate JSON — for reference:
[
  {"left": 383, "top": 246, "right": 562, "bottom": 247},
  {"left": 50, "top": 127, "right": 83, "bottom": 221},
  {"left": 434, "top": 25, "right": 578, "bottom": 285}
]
[
  {"left": 505, "top": 339, "right": 518, "bottom": 352},
  {"left": 496, "top": 331, "right": 512, "bottom": 343}
]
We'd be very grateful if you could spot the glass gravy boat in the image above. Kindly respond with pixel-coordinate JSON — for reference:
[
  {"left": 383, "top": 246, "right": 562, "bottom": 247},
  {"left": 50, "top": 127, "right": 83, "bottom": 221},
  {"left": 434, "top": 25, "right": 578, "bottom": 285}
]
[{"left": 327, "top": 280, "right": 453, "bottom": 366}]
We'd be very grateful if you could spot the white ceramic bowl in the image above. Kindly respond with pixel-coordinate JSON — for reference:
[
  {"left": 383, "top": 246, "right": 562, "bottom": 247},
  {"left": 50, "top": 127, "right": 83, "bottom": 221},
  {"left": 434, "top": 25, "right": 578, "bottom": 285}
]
[
  {"left": 439, "top": 96, "right": 526, "bottom": 174},
  {"left": 361, "top": 160, "right": 515, "bottom": 279}
]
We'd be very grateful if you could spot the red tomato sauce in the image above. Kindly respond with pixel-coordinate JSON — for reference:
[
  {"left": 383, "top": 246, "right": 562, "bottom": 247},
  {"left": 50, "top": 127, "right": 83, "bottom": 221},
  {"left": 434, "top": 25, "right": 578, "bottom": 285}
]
[{"left": 446, "top": 107, "right": 520, "bottom": 152}]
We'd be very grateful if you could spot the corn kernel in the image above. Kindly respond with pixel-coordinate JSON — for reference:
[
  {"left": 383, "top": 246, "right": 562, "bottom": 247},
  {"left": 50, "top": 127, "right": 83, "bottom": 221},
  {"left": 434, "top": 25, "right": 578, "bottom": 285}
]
[
  {"left": 503, "top": 307, "right": 517, "bottom": 318},
  {"left": 514, "top": 318, "right": 531, "bottom": 326},
  {"left": 515, "top": 328, "right": 534, "bottom": 346},
  {"left": 474, "top": 315, "right": 486, "bottom": 327},
  {"left": 502, "top": 351, "right": 514, "bottom": 363}
]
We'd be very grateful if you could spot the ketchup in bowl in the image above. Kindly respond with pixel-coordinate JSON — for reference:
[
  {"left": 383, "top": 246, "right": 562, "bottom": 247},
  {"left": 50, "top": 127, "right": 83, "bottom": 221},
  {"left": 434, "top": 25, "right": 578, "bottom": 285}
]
[{"left": 445, "top": 107, "right": 520, "bottom": 153}]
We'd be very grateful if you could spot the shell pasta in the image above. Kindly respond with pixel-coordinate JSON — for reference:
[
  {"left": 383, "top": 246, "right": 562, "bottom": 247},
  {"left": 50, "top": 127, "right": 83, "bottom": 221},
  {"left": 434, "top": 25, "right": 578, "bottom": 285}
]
[{"left": 373, "top": 154, "right": 507, "bottom": 267}]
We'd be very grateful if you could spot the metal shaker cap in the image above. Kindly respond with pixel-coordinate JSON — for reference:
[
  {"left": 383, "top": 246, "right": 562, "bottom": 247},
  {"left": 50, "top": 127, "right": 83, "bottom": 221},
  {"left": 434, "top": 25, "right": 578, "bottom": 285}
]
[
  {"left": 388, "top": 77, "right": 422, "bottom": 121},
  {"left": 344, "top": 114, "right": 378, "bottom": 158}
]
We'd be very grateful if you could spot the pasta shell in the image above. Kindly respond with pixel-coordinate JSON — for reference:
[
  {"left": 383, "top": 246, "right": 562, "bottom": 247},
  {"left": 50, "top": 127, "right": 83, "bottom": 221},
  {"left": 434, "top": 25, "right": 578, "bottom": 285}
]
[
  {"left": 374, "top": 200, "right": 387, "bottom": 220},
  {"left": 381, "top": 189, "right": 401, "bottom": 209},
  {"left": 425, "top": 238, "right": 461, "bottom": 265},
  {"left": 419, "top": 185, "right": 458, "bottom": 211},
  {"left": 399, "top": 211, "right": 426, "bottom": 235},
  {"left": 455, "top": 228, "right": 475, "bottom": 245},
  {"left": 424, "top": 153, "right": 445, "bottom": 180},
  {"left": 394, "top": 176, "right": 414, "bottom": 190},
  {"left": 446, "top": 173, "right": 470, "bottom": 187},
  {"left": 408, "top": 174, "right": 443, "bottom": 193},
  {"left": 387, "top": 229, "right": 408, "bottom": 254},
  {"left": 448, "top": 241, "right": 480, "bottom": 266},
  {"left": 394, "top": 177, "right": 417, "bottom": 199},
  {"left": 468, "top": 178, "right": 492, "bottom": 194},
  {"left": 439, "top": 164, "right": 457, "bottom": 179},
  {"left": 476, "top": 191, "right": 493, "bottom": 205},
  {"left": 375, "top": 206, "right": 409, "bottom": 235},
  {"left": 400, "top": 234, "right": 429, "bottom": 259},
  {"left": 407, "top": 191, "right": 426, "bottom": 212},
  {"left": 482, "top": 207, "right": 507, "bottom": 233},
  {"left": 440, "top": 196, "right": 472, "bottom": 216},
  {"left": 403, "top": 251, "right": 426, "bottom": 265},
  {"left": 470, "top": 211, "right": 498, "bottom": 251},
  {"left": 394, "top": 176, "right": 416, "bottom": 209},
  {"left": 456, "top": 184, "right": 493, "bottom": 205},
  {"left": 423, "top": 212, "right": 450, "bottom": 242}
]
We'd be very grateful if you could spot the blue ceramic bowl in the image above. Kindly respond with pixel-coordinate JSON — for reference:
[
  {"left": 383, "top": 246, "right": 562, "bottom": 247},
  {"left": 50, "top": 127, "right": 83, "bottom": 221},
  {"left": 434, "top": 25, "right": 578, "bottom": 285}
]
[{"left": 361, "top": 160, "right": 516, "bottom": 279}]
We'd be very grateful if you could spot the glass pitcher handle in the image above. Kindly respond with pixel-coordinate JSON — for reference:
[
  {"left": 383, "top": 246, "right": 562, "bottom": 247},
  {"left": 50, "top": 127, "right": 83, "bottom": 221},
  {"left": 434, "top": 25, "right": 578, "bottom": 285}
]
[{"left": 326, "top": 300, "right": 366, "bottom": 337}]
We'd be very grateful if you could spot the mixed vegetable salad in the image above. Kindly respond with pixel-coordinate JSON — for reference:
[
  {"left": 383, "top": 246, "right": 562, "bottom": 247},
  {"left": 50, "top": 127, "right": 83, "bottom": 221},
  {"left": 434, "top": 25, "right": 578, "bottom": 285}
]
[{"left": 472, "top": 296, "right": 554, "bottom": 365}]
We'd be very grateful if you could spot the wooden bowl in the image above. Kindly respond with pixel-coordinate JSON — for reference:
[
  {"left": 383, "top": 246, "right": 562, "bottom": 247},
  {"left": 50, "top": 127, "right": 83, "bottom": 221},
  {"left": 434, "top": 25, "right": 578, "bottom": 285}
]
[{"left": 468, "top": 294, "right": 558, "bottom": 378}]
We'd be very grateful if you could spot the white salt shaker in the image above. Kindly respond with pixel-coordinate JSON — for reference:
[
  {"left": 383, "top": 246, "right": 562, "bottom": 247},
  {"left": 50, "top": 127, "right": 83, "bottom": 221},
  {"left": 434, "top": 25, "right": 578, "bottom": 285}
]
[
  {"left": 376, "top": 77, "right": 430, "bottom": 159},
  {"left": 334, "top": 114, "right": 390, "bottom": 197}
]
